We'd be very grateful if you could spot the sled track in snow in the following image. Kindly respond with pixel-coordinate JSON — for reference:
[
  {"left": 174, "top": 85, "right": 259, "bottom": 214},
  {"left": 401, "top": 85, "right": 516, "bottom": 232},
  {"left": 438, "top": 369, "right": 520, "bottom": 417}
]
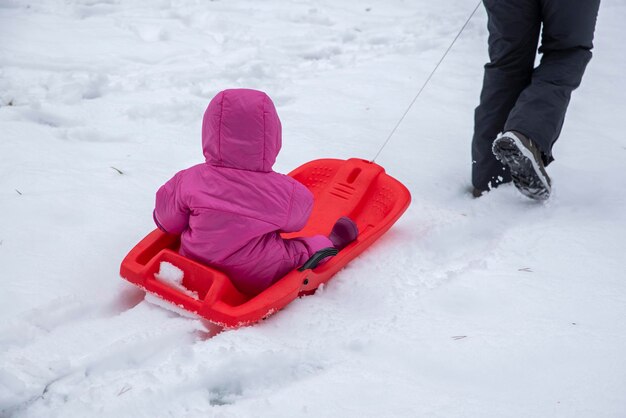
[{"left": 0, "top": 294, "right": 204, "bottom": 416}]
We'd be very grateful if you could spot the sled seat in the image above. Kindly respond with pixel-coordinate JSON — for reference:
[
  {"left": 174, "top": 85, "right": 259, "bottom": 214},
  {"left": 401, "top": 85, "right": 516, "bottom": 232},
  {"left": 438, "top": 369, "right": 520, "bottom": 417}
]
[{"left": 120, "top": 158, "right": 411, "bottom": 328}]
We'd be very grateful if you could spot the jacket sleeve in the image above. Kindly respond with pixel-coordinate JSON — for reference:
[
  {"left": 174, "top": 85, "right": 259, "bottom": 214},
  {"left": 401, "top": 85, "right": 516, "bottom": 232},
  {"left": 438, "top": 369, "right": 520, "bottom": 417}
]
[
  {"left": 282, "top": 180, "right": 314, "bottom": 233},
  {"left": 153, "top": 171, "right": 189, "bottom": 234}
]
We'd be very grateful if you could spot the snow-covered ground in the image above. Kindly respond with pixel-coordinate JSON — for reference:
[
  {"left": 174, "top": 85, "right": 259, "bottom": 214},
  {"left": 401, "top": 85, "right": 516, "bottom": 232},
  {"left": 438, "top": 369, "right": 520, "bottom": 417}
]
[{"left": 1, "top": 0, "right": 625, "bottom": 416}]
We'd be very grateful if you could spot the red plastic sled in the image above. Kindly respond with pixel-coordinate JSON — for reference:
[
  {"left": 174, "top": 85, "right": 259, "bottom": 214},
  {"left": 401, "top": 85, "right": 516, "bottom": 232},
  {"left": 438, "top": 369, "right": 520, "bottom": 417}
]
[{"left": 120, "top": 158, "right": 411, "bottom": 328}]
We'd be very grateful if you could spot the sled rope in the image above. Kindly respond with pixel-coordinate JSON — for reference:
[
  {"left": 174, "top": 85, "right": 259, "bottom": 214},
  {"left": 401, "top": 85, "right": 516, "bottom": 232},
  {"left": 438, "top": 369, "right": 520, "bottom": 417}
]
[{"left": 371, "top": 0, "right": 483, "bottom": 162}]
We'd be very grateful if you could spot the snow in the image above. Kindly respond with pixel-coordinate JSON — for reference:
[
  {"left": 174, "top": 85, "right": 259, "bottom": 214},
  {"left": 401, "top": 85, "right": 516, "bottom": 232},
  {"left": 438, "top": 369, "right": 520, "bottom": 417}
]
[
  {"left": 154, "top": 261, "right": 198, "bottom": 299},
  {"left": 1, "top": 0, "right": 625, "bottom": 417}
]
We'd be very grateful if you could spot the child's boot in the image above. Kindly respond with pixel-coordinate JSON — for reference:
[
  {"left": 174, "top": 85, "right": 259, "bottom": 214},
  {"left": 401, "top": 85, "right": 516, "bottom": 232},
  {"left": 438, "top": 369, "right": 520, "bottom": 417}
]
[{"left": 329, "top": 217, "right": 358, "bottom": 250}]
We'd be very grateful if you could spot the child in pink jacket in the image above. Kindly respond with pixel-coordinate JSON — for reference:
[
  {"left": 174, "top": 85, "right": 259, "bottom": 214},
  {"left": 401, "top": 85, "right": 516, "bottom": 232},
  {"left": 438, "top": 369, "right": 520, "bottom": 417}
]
[{"left": 154, "top": 89, "right": 357, "bottom": 295}]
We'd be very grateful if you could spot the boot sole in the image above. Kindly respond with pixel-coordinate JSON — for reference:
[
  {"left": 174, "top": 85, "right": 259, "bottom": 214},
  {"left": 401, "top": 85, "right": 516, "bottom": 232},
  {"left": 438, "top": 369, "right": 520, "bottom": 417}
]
[{"left": 492, "top": 135, "right": 551, "bottom": 201}]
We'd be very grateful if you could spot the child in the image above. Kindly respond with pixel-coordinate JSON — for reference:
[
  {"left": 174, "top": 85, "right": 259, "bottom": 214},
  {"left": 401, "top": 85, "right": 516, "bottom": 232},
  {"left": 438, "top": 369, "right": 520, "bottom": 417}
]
[{"left": 153, "top": 89, "right": 358, "bottom": 295}]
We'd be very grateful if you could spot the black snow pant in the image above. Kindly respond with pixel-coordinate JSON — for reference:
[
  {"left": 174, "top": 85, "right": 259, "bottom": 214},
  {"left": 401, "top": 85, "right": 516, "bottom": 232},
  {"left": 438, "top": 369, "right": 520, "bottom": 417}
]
[{"left": 472, "top": 0, "right": 600, "bottom": 191}]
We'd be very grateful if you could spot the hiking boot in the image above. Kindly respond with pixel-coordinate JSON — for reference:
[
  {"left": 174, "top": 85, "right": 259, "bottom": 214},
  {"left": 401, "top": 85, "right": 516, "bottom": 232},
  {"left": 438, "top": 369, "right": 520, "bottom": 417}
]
[
  {"left": 329, "top": 217, "right": 358, "bottom": 250},
  {"left": 492, "top": 131, "right": 551, "bottom": 200},
  {"left": 472, "top": 187, "right": 485, "bottom": 198}
]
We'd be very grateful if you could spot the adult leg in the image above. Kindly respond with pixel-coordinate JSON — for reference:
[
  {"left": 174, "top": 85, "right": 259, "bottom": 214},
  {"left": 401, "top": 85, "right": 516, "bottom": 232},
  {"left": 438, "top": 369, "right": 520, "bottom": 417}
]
[
  {"left": 472, "top": 0, "right": 541, "bottom": 192},
  {"left": 504, "top": 0, "right": 600, "bottom": 164}
]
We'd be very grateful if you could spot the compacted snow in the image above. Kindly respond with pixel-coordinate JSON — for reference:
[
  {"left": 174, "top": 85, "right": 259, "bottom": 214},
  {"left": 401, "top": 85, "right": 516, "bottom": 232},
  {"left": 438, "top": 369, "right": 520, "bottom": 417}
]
[{"left": 1, "top": 0, "right": 625, "bottom": 417}]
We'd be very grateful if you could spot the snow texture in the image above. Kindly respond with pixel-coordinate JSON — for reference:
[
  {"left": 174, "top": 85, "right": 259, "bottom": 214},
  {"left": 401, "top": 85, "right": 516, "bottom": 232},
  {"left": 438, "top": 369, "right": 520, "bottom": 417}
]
[
  {"left": 155, "top": 262, "right": 185, "bottom": 287},
  {"left": 1, "top": 0, "right": 626, "bottom": 417},
  {"left": 154, "top": 261, "right": 197, "bottom": 299}
]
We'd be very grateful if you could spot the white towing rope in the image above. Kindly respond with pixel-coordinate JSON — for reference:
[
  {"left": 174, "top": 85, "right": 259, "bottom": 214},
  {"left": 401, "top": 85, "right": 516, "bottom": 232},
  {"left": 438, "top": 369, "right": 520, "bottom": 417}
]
[{"left": 371, "top": 0, "right": 483, "bottom": 163}]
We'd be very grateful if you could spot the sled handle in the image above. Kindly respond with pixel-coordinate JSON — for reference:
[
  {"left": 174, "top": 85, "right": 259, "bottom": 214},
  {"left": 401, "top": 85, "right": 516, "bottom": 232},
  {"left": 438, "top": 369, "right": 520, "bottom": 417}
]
[{"left": 298, "top": 247, "right": 338, "bottom": 272}]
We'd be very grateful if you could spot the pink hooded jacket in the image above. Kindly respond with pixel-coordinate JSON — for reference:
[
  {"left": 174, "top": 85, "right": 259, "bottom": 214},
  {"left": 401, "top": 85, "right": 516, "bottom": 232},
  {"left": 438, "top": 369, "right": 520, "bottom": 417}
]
[{"left": 154, "top": 89, "right": 333, "bottom": 295}]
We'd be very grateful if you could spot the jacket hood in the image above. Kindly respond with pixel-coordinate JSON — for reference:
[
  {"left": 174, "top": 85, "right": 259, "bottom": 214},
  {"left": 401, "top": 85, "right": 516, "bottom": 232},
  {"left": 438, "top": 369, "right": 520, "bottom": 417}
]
[{"left": 202, "top": 89, "right": 282, "bottom": 172}]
